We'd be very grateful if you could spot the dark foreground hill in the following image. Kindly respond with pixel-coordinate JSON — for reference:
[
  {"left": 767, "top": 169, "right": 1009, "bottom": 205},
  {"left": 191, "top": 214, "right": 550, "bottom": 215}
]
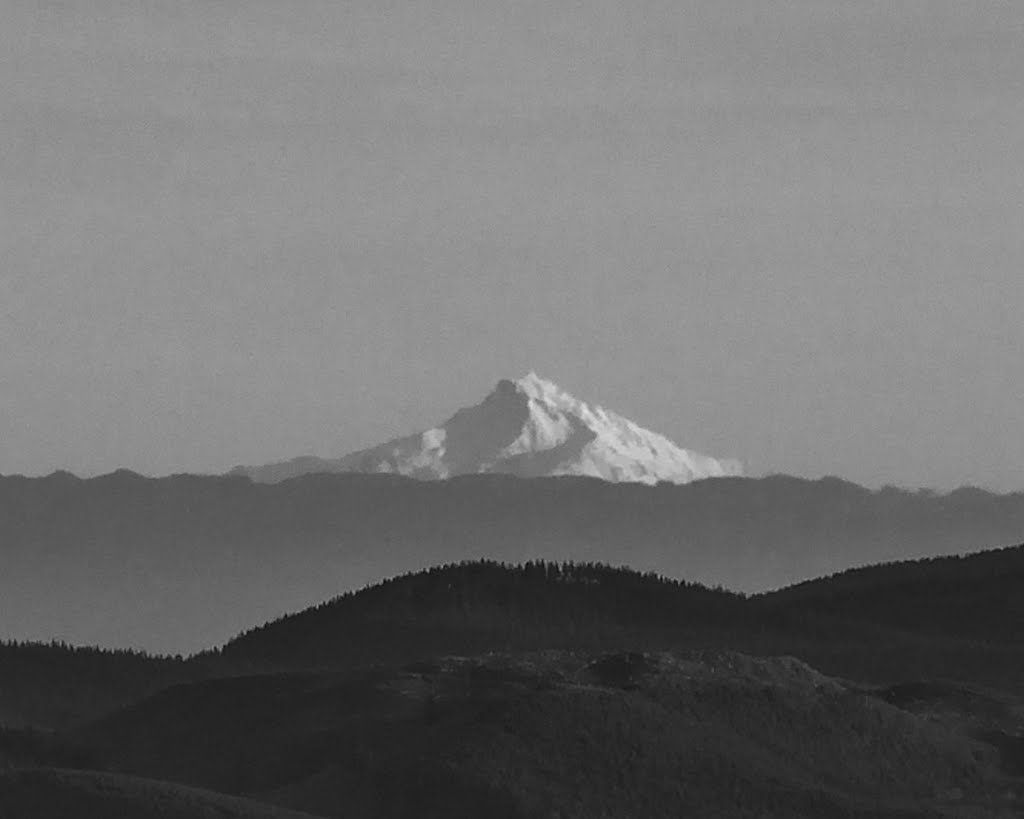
[
  {"left": 3, "top": 469, "right": 1024, "bottom": 652},
  {"left": 74, "top": 651, "right": 1024, "bottom": 819}
]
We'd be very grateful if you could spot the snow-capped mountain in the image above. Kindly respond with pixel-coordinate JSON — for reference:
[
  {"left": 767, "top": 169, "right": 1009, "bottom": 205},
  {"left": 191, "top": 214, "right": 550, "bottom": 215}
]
[{"left": 231, "top": 372, "right": 742, "bottom": 484}]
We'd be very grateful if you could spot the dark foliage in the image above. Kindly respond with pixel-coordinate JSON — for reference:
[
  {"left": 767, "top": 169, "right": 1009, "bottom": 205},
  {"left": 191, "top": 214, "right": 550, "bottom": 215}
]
[
  {"left": 0, "top": 640, "right": 197, "bottom": 731},
  {"left": 0, "top": 725, "right": 100, "bottom": 769}
]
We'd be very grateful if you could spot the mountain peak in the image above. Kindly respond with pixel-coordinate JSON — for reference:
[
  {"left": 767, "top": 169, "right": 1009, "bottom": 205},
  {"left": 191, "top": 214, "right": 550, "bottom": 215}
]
[
  {"left": 515, "top": 369, "right": 554, "bottom": 391},
  {"left": 488, "top": 372, "right": 574, "bottom": 407},
  {"left": 234, "top": 376, "right": 742, "bottom": 485},
  {"left": 513, "top": 371, "right": 575, "bottom": 405}
]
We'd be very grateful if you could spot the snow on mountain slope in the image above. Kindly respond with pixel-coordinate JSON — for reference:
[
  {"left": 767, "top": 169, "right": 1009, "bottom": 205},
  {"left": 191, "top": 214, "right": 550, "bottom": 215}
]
[{"left": 232, "top": 373, "right": 742, "bottom": 485}]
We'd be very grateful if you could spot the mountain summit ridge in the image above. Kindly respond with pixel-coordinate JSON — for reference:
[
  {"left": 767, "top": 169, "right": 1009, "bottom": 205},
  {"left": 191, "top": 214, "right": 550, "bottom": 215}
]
[{"left": 232, "top": 372, "right": 742, "bottom": 485}]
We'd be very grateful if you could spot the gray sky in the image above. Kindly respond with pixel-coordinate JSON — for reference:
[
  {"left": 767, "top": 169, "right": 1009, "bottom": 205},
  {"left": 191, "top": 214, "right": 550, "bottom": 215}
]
[{"left": 2, "top": 0, "right": 1022, "bottom": 491}]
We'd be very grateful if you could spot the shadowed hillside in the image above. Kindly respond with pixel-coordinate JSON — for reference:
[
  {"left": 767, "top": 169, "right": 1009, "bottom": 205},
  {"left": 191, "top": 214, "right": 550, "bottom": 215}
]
[
  {"left": 758, "top": 543, "right": 1024, "bottom": 645},
  {"left": 74, "top": 651, "right": 1023, "bottom": 819},
  {"left": 0, "top": 641, "right": 196, "bottom": 731},
  {"left": 3, "top": 470, "right": 1024, "bottom": 653}
]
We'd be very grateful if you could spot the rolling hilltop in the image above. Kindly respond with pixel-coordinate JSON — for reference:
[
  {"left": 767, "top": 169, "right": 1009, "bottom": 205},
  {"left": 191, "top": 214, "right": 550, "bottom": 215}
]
[
  {"left": 7, "top": 547, "right": 1024, "bottom": 733},
  {"left": 759, "top": 543, "right": 1024, "bottom": 645},
  {"left": 214, "top": 552, "right": 1024, "bottom": 696}
]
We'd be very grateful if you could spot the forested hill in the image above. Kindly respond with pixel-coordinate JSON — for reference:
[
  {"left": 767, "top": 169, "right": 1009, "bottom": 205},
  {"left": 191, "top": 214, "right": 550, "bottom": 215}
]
[
  {"left": 758, "top": 543, "right": 1024, "bottom": 645},
  {"left": 217, "top": 561, "right": 743, "bottom": 670},
  {"left": 3, "top": 469, "right": 1024, "bottom": 653},
  {"left": 214, "top": 556, "right": 1024, "bottom": 698},
  {"left": 6, "top": 548, "right": 1024, "bottom": 731},
  {"left": 0, "top": 642, "right": 192, "bottom": 731}
]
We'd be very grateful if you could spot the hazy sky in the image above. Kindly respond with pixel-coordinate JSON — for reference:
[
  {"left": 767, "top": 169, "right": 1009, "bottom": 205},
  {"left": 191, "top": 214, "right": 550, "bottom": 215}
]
[{"left": 3, "top": 0, "right": 1023, "bottom": 491}]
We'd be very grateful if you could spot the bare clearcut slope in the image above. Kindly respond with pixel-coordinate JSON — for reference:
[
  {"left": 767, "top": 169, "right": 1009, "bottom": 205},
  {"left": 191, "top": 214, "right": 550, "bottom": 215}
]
[{"left": 233, "top": 372, "right": 742, "bottom": 484}]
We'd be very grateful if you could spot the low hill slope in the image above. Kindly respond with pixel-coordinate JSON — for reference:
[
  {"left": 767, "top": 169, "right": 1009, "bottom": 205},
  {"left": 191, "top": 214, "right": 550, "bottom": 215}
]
[
  {"left": 75, "top": 651, "right": 1022, "bottom": 819},
  {"left": 758, "top": 543, "right": 1024, "bottom": 645}
]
